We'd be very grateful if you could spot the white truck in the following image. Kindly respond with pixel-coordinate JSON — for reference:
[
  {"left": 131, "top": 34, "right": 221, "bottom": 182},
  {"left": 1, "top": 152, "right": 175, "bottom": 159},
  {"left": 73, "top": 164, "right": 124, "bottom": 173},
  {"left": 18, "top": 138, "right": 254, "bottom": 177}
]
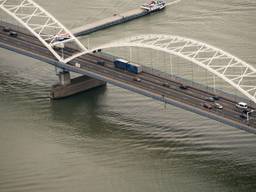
[{"left": 52, "top": 42, "right": 64, "bottom": 50}]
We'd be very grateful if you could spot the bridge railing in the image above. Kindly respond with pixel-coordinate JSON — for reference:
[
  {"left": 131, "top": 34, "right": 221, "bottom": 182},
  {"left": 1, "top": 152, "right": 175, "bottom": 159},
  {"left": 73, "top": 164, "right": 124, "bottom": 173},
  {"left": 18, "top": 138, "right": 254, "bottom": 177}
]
[
  {"left": 0, "top": 21, "right": 30, "bottom": 35},
  {"left": 98, "top": 51, "right": 256, "bottom": 108},
  {"left": 1, "top": 20, "right": 254, "bottom": 107}
]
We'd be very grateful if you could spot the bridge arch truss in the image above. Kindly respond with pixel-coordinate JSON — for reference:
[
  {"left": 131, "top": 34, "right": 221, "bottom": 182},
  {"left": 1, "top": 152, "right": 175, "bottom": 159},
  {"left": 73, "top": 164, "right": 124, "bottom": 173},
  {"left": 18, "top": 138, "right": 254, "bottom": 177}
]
[
  {"left": 0, "top": 0, "right": 88, "bottom": 63},
  {"left": 94, "top": 34, "right": 256, "bottom": 104}
]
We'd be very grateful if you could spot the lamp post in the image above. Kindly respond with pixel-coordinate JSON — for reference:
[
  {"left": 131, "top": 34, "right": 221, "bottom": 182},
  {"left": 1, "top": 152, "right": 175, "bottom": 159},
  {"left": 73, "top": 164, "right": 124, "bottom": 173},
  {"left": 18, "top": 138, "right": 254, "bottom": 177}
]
[{"left": 246, "top": 110, "right": 254, "bottom": 122}]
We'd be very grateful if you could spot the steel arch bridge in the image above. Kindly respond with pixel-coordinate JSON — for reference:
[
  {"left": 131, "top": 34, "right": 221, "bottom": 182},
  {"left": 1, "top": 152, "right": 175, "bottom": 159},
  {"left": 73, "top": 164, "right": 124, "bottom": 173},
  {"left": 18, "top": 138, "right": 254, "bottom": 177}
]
[
  {"left": 0, "top": 0, "right": 88, "bottom": 63},
  {"left": 1, "top": 0, "right": 256, "bottom": 104},
  {"left": 93, "top": 34, "right": 256, "bottom": 104}
]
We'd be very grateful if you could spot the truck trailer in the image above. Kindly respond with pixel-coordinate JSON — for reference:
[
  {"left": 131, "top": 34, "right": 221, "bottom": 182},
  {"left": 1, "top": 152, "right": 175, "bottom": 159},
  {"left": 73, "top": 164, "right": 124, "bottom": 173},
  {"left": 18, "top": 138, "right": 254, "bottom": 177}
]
[
  {"left": 114, "top": 58, "right": 129, "bottom": 70},
  {"left": 126, "top": 63, "right": 143, "bottom": 74},
  {"left": 114, "top": 58, "right": 143, "bottom": 74}
]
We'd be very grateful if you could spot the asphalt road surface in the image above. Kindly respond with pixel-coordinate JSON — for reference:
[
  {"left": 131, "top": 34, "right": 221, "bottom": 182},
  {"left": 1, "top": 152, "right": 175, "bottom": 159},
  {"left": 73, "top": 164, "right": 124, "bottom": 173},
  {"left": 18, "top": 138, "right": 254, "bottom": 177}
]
[{"left": 0, "top": 25, "right": 255, "bottom": 130}]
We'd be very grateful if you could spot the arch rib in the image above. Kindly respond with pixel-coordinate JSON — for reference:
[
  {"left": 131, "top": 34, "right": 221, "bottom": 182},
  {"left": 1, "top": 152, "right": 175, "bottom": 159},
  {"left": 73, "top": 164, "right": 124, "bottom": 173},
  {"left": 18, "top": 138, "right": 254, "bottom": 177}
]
[
  {"left": 0, "top": 0, "right": 88, "bottom": 63},
  {"left": 92, "top": 34, "right": 256, "bottom": 104}
]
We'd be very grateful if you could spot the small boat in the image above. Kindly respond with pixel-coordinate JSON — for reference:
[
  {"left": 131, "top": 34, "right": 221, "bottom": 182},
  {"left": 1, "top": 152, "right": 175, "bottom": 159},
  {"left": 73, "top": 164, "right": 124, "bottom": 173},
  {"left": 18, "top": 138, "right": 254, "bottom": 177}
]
[
  {"left": 54, "top": 32, "right": 71, "bottom": 42},
  {"left": 141, "top": 0, "right": 166, "bottom": 12}
]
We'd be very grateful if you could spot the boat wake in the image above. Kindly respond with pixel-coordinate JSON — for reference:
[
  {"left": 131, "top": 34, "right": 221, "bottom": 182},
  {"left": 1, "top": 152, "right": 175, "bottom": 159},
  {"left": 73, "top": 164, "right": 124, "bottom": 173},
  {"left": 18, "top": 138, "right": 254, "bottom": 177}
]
[{"left": 166, "top": 0, "right": 181, "bottom": 6}]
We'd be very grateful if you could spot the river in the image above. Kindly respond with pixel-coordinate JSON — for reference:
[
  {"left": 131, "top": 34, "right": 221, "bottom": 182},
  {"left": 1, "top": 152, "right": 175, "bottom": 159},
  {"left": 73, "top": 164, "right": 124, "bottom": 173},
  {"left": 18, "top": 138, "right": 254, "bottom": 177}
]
[{"left": 0, "top": 0, "right": 256, "bottom": 191}]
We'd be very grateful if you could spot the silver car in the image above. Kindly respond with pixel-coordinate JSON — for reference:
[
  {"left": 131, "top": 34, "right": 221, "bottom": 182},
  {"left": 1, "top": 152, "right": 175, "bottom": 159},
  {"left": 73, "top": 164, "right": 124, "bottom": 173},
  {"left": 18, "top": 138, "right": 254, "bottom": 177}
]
[
  {"left": 236, "top": 102, "right": 248, "bottom": 109},
  {"left": 214, "top": 103, "right": 223, "bottom": 109}
]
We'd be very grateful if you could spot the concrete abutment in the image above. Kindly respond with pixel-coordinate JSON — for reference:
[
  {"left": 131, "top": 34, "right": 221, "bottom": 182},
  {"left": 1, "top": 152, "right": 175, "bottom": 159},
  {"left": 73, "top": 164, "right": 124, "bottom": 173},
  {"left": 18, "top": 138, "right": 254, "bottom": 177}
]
[{"left": 50, "top": 71, "right": 106, "bottom": 99}]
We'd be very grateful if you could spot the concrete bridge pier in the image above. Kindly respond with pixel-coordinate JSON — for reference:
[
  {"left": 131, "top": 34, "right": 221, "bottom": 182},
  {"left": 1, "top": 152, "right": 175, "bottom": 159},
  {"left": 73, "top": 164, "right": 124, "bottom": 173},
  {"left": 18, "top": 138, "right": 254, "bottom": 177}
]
[
  {"left": 58, "top": 71, "right": 71, "bottom": 86},
  {"left": 50, "top": 69, "right": 106, "bottom": 99}
]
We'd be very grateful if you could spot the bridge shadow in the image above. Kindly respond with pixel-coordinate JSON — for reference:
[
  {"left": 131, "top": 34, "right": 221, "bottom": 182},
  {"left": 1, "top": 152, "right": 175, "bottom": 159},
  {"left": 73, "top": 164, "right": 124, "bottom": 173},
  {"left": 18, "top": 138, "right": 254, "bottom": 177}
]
[
  {"left": 49, "top": 85, "right": 114, "bottom": 136},
  {"left": 48, "top": 85, "right": 256, "bottom": 190},
  {"left": 47, "top": 82, "right": 256, "bottom": 190}
]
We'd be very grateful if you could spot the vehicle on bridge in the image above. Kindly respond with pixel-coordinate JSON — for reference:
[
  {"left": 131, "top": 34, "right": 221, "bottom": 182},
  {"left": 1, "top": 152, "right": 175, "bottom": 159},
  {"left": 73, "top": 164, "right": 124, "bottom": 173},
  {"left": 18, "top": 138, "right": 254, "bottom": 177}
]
[
  {"left": 212, "top": 95, "right": 220, "bottom": 100},
  {"left": 214, "top": 103, "right": 223, "bottom": 110},
  {"left": 236, "top": 102, "right": 248, "bottom": 110},
  {"left": 127, "top": 63, "right": 142, "bottom": 74},
  {"left": 114, "top": 58, "right": 128, "bottom": 70},
  {"left": 96, "top": 60, "right": 105, "bottom": 66},
  {"left": 240, "top": 113, "right": 248, "bottom": 119},
  {"left": 8, "top": 31, "right": 18, "bottom": 37},
  {"left": 133, "top": 77, "right": 141, "bottom": 82},
  {"left": 75, "top": 62, "right": 81, "bottom": 68},
  {"left": 2, "top": 26, "right": 17, "bottom": 37},
  {"left": 114, "top": 59, "right": 142, "bottom": 74},
  {"left": 179, "top": 84, "right": 189, "bottom": 90},
  {"left": 203, "top": 103, "right": 213, "bottom": 110},
  {"left": 242, "top": 108, "right": 254, "bottom": 114},
  {"left": 52, "top": 42, "right": 65, "bottom": 50},
  {"left": 2, "top": 26, "right": 11, "bottom": 32},
  {"left": 206, "top": 97, "right": 215, "bottom": 102},
  {"left": 162, "top": 82, "right": 170, "bottom": 88}
]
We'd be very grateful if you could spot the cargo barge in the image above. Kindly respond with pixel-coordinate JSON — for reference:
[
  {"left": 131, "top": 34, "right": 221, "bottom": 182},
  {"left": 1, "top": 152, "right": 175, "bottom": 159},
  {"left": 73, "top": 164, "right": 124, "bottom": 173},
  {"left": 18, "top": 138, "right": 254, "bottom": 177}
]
[{"left": 72, "top": 0, "right": 166, "bottom": 37}]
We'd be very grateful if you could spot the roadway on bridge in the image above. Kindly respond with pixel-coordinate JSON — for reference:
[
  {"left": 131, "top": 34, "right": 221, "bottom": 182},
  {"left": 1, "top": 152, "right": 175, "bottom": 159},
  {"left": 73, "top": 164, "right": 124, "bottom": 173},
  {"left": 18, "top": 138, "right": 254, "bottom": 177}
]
[{"left": 0, "top": 25, "right": 255, "bottom": 130}]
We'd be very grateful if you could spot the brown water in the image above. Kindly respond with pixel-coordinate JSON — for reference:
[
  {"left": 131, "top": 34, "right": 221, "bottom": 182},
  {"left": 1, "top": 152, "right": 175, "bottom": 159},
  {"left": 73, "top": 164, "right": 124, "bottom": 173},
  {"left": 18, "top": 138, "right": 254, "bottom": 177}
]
[{"left": 1, "top": 0, "right": 256, "bottom": 191}]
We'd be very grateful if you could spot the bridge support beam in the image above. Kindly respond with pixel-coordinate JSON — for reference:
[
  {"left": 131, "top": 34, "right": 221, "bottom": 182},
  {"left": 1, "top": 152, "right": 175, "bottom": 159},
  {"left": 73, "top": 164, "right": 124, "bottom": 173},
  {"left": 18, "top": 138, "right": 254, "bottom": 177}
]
[
  {"left": 50, "top": 72, "right": 106, "bottom": 99},
  {"left": 58, "top": 71, "right": 71, "bottom": 86}
]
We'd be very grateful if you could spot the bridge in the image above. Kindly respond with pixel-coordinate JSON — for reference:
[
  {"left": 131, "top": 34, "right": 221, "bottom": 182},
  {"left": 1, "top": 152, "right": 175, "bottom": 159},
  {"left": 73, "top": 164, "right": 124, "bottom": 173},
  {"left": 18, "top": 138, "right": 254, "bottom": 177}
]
[{"left": 0, "top": 0, "right": 256, "bottom": 134}]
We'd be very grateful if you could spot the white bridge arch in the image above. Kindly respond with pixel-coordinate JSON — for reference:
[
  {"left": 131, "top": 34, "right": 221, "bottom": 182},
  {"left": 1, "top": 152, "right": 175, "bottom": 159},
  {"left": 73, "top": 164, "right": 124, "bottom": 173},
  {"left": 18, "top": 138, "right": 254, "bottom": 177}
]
[
  {"left": 93, "top": 34, "right": 256, "bottom": 104},
  {"left": 0, "top": 0, "right": 88, "bottom": 63},
  {"left": 1, "top": 1, "right": 256, "bottom": 104}
]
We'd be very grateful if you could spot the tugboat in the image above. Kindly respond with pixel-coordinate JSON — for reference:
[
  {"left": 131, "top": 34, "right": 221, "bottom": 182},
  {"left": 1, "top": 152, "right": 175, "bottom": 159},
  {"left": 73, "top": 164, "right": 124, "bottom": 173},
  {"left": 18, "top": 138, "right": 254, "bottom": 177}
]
[
  {"left": 54, "top": 32, "right": 71, "bottom": 42},
  {"left": 141, "top": 0, "right": 166, "bottom": 12}
]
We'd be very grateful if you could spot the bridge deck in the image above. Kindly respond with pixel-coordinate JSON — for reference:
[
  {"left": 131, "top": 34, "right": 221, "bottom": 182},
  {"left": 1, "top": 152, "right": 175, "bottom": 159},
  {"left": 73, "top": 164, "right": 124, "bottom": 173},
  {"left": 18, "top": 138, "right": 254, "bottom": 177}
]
[{"left": 0, "top": 25, "right": 256, "bottom": 133}]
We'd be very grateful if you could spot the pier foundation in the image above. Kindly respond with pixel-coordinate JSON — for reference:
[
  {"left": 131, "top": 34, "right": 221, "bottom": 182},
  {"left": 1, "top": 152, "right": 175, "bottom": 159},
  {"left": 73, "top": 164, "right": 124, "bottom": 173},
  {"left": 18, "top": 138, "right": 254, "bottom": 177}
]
[
  {"left": 50, "top": 71, "right": 106, "bottom": 99},
  {"left": 58, "top": 71, "right": 71, "bottom": 86}
]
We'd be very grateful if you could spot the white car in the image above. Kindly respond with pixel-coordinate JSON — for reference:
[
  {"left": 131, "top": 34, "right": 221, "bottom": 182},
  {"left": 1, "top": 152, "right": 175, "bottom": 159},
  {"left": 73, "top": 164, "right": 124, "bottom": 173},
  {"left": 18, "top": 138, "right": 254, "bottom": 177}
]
[
  {"left": 236, "top": 102, "right": 248, "bottom": 109},
  {"left": 133, "top": 77, "right": 141, "bottom": 82},
  {"left": 75, "top": 62, "right": 81, "bottom": 68},
  {"left": 214, "top": 103, "right": 223, "bottom": 109}
]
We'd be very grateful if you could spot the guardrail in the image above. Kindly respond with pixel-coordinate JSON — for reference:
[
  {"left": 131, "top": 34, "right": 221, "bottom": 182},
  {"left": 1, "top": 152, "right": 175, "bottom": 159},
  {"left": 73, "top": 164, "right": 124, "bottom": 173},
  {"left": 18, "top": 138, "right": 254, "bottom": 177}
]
[{"left": 99, "top": 51, "right": 256, "bottom": 108}]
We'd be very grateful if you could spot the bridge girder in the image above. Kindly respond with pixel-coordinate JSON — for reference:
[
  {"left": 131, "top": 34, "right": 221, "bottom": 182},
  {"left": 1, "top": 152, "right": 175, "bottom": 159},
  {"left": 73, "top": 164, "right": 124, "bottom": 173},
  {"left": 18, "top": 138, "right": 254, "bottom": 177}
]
[
  {"left": 1, "top": 1, "right": 255, "bottom": 104},
  {"left": 93, "top": 34, "right": 256, "bottom": 104},
  {"left": 0, "top": 0, "right": 88, "bottom": 63}
]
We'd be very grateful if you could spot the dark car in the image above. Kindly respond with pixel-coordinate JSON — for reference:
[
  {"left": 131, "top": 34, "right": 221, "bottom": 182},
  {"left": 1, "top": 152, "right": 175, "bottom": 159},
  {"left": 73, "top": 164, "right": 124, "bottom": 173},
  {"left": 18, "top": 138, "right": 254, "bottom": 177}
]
[
  {"left": 242, "top": 108, "right": 251, "bottom": 114},
  {"left": 9, "top": 31, "right": 18, "bottom": 37},
  {"left": 3, "top": 26, "right": 11, "bottom": 32},
  {"left": 162, "top": 82, "right": 170, "bottom": 88},
  {"left": 213, "top": 95, "right": 220, "bottom": 100},
  {"left": 203, "top": 103, "right": 212, "bottom": 109},
  {"left": 179, "top": 84, "right": 188, "bottom": 90},
  {"left": 96, "top": 61, "right": 105, "bottom": 66},
  {"left": 205, "top": 97, "right": 215, "bottom": 102},
  {"left": 242, "top": 108, "right": 255, "bottom": 115},
  {"left": 240, "top": 113, "right": 247, "bottom": 119}
]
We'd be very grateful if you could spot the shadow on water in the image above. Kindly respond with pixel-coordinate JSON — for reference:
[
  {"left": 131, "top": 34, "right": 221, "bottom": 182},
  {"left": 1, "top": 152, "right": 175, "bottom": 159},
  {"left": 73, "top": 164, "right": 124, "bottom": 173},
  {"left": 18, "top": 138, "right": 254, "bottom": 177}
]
[
  {"left": 47, "top": 85, "right": 256, "bottom": 191},
  {"left": 49, "top": 85, "right": 112, "bottom": 135},
  {"left": 0, "top": 70, "right": 256, "bottom": 191},
  {"left": 1, "top": 60, "right": 256, "bottom": 191}
]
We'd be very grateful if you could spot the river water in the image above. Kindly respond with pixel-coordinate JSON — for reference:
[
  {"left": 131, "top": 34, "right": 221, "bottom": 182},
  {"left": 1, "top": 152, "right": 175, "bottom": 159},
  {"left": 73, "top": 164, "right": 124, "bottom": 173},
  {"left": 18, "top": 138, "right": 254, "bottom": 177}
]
[{"left": 1, "top": 0, "right": 256, "bottom": 191}]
